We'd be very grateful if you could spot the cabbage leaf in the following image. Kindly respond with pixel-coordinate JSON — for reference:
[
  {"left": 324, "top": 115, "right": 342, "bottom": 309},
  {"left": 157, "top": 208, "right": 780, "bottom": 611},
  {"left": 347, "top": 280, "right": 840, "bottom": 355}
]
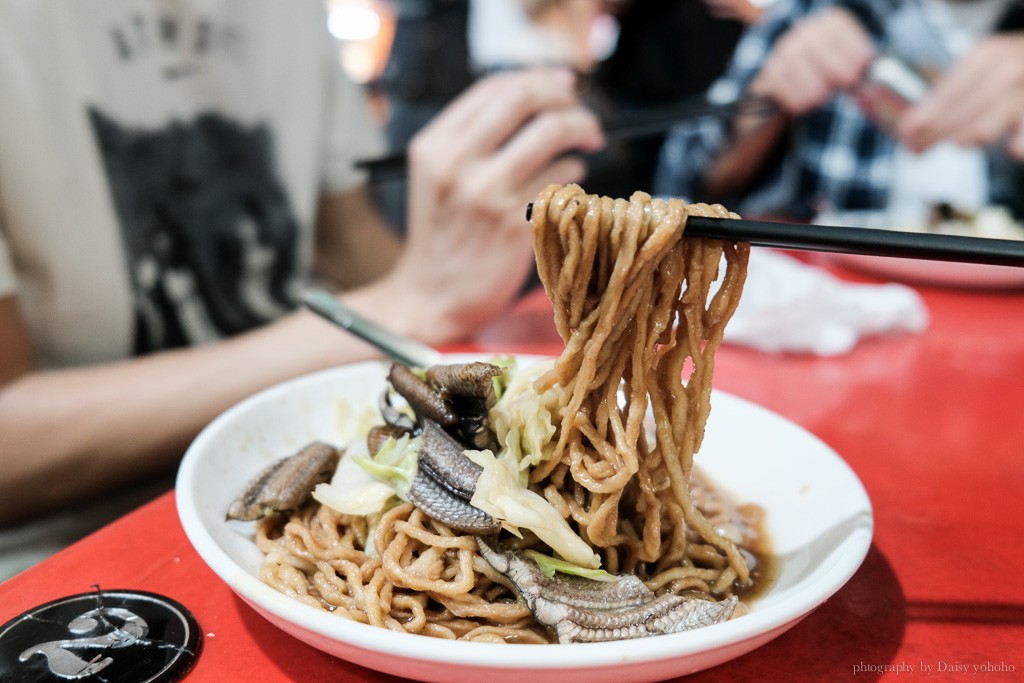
[
  {"left": 353, "top": 434, "right": 419, "bottom": 499},
  {"left": 490, "top": 358, "right": 558, "bottom": 473},
  {"left": 313, "top": 435, "right": 419, "bottom": 516},
  {"left": 465, "top": 448, "right": 599, "bottom": 569},
  {"left": 524, "top": 549, "right": 616, "bottom": 582}
]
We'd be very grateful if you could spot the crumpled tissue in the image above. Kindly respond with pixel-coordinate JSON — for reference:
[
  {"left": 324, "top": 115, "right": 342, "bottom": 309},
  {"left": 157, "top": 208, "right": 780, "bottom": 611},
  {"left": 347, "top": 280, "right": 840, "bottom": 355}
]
[{"left": 723, "top": 249, "right": 928, "bottom": 355}]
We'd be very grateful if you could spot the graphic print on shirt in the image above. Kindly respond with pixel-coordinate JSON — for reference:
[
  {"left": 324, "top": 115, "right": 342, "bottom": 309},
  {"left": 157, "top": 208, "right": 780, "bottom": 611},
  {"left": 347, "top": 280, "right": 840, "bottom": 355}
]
[
  {"left": 108, "top": 11, "right": 245, "bottom": 80},
  {"left": 89, "top": 108, "right": 300, "bottom": 354}
]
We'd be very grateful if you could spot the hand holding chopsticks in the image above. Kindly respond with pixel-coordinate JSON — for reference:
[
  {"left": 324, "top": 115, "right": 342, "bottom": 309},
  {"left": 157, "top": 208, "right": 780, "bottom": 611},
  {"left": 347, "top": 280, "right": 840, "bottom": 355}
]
[{"left": 357, "top": 95, "right": 778, "bottom": 183}]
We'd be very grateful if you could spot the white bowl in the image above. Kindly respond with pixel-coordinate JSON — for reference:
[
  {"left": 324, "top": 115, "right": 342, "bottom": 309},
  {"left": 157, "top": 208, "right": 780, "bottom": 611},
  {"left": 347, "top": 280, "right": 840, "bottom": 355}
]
[{"left": 176, "top": 355, "right": 872, "bottom": 683}]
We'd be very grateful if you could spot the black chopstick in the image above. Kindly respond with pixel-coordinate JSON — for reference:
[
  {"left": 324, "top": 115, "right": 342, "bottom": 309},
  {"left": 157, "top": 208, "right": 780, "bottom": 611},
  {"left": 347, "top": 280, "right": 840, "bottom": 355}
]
[
  {"left": 600, "top": 95, "right": 778, "bottom": 143},
  {"left": 523, "top": 204, "right": 1024, "bottom": 267},
  {"left": 685, "top": 215, "right": 1024, "bottom": 267},
  {"left": 356, "top": 96, "right": 778, "bottom": 183}
]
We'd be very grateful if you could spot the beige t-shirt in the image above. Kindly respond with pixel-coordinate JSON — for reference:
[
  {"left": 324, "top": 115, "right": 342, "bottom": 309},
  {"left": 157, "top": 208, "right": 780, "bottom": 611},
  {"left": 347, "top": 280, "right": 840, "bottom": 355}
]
[
  {"left": 0, "top": 0, "right": 384, "bottom": 580},
  {"left": 0, "top": 0, "right": 384, "bottom": 368}
]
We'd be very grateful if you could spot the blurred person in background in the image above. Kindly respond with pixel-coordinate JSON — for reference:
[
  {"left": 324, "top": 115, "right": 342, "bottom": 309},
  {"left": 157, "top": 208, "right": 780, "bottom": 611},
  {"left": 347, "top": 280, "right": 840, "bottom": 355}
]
[
  {"left": 376, "top": 0, "right": 621, "bottom": 229},
  {"left": 372, "top": 0, "right": 473, "bottom": 230},
  {"left": 467, "top": 0, "right": 606, "bottom": 74},
  {"left": 655, "top": 0, "right": 1024, "bottom": 223},
  {"left": 380, "top": 0, "right": 472, "bottom": 148},
  {"left": 380, "top": 0, "right": 769, "bottom": 208},
  {"left": 466, "top": 0, "right": 640, "bottom": 197},
  {"left": 595, "top": 0, "right": 773, "bottom": 194},
  {"left": 0, "top": 0, "right": 602, "bottom": 579}
]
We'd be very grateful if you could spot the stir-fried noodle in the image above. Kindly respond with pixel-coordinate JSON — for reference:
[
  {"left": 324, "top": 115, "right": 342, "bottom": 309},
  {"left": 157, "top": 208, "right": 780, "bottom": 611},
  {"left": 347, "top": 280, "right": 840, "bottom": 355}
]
[{"left": 256, "top": 184, "right": 755, "bottom": 643}]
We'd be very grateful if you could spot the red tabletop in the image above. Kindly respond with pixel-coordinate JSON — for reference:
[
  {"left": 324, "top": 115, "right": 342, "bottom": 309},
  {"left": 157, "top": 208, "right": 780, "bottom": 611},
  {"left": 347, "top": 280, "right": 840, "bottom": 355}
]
[{"left": 3, "top": 257, "right": 1024, "bottom": 682}]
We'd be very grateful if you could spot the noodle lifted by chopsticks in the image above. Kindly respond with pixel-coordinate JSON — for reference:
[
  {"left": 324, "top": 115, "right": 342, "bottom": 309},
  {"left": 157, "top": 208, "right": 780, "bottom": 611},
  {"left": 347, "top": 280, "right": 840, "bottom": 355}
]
[
  {"left": 529, "top": 184, "right": 751, "bottom": 584},
  {"left": 256, "top": 183, "right": 754, "bottom": 642}
]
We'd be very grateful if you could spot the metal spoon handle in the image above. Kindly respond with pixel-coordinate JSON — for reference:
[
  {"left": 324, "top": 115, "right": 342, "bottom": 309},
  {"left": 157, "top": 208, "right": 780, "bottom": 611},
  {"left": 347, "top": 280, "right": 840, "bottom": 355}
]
[{"left": 301, "top": 288, "right": 443, "bottom": 368}]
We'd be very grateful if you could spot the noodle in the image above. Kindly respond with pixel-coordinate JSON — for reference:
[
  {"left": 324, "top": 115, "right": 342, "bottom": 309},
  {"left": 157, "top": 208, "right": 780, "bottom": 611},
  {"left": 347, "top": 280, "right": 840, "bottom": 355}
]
[
  {"left": 529, "top": 184, "right": 751, "bottom": 584},
  {"left": 255, "top": 184, "right": 755, "bottom": 643},
  {"left": 257, "top": 503, "right": 549, "bottom": 642}
]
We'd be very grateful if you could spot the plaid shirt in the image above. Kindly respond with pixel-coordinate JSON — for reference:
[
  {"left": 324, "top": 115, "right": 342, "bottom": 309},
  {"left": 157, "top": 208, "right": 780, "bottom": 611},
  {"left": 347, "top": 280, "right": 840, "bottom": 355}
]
[{"left": 654, "top": 0, "right": 1024, "bottom": 219}]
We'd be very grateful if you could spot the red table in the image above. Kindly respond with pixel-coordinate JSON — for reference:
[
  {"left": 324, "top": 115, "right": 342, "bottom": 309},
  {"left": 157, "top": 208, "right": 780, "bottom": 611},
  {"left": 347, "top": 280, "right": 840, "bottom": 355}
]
[{"left": 3, "top": 258, "right": 1024, "bottom": 682}]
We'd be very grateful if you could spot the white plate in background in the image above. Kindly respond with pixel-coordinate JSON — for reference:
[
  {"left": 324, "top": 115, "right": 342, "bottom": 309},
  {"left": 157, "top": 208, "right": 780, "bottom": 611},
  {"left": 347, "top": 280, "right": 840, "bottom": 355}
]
[{"left": 816, "top": 210, "right": 1024, "bottom": 289}]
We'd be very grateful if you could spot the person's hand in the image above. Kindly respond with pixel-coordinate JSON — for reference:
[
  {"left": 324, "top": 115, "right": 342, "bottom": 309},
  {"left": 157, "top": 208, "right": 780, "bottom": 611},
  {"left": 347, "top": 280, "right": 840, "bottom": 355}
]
[
  {"left": 749, "top": 7, "right": 875, "bottom": 115},
  {"left": 898, "top": 34, "right": 1024, "bottom": 159},
  {"left": 385, "top": 68, "right": 604, "bottom": 343}
]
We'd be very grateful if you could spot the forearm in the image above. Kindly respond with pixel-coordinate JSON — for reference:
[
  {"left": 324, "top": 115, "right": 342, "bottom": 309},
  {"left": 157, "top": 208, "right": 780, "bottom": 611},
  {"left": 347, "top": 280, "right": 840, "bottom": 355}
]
[
  {"left": 314, "top": 187, "right": 403, "bottom": 289},
  {"left": 0, "top": 282, "right": 422, "bottom": 522}
]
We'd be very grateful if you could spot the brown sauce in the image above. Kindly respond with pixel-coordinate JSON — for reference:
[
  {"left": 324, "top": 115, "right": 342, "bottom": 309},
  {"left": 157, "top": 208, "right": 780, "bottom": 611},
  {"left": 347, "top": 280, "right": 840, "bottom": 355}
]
[
  {"left": 689, "top": 467, "right": 778, "bottom": 605},
  {"left": 733, "top": 502, "right": 777, "bottom": 603}
]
